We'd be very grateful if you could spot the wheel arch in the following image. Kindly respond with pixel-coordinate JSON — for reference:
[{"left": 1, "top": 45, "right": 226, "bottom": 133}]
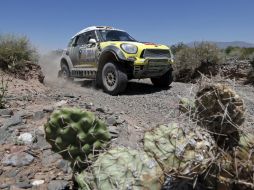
[
  {"left": 60, "top": 56, "right": 73, "bottom": 71},
  {"left": 97, "top": 49, "right": 123, "bottom": 86}
]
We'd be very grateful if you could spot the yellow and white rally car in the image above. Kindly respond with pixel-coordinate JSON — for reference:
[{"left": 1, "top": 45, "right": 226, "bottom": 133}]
[{"left": 59, "top": 26, "right": 174, "bottom": 95}]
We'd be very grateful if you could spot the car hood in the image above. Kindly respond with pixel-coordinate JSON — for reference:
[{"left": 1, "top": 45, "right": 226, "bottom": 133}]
[{"left": 100, "top": 41, "right": 170, "bottom": 50}]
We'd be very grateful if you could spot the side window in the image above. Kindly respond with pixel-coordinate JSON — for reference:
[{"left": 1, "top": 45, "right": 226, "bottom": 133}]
[
  {"left": 67, "top": 38, "right": 74, "bottom": 47},
  {"left": 76, "top": 34, "right": 86, "bottom": 46},
  {"left": 84, "top": 31, "right": 97, "bottom": 44}
]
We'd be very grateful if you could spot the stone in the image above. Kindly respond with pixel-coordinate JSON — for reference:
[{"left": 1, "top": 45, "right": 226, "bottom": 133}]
[
  {"left": 2, "top": 152, "right": 34, "bottom": 167},
  {"left": 31, "top": 180, "right": 44, "bottom": 186},
  {"left": 3, "top": 114, "right": 22, "bottom": 128},
  {"left": 54, "top": 100, "right": 67, "bottom": 108},
  {"left": 17, "top": 133, "right": 34, "bottom": 145},
  {"left": 106, "top": 116, "right": 117, "bottom": 126},
  {"left": 42, "top": 150, "right": 61, "bottom": 167},
  {"left": 56, "top": 159, "right": 72, "bottom": 174},
  {"left": 0, "top": 184, "right": 10, "bottom": 189},
  {"left": 63, "top": 93, "right": 75, "bottom": 98},
  {"left": 43, "top": 106, "right": 54, "bottom": 113},
  {"left": 13, "top": 182, "right": 32, "bottom": 189},
  {"left": 47, "top": 180, "right": 69, "bottom": 190},
  {"left": 95, "top": 107, "right": 105, "bottom": 113},
  {"left": 33, "top": 111, "right": 45, "bottom": 120},
  {"left": 0, "top": 109, "right": 13, "bottom": 116}
]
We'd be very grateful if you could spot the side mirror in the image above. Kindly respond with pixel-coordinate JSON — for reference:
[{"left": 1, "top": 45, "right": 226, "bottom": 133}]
[{"left": 89, "top": 38, "right": 96, "bottom": 44}]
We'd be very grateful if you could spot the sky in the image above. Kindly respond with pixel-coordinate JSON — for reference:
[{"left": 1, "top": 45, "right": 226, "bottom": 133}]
[{"left": 0, "top": 0, "right": 254, "bottom": 53}]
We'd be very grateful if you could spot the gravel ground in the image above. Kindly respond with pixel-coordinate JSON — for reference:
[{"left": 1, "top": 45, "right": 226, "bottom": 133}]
[{"left": 0, "top": 73, "right": 253, "bottom": 189}]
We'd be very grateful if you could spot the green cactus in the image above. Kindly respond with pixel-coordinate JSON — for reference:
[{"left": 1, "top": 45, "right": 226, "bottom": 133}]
[
  {"left": 44, "top": 107, "right": 111, "bottom": 168},
  {"left": 91, "top": 147, "right": 164, "bottom": 190},
  {"left": 144, "top": 123, "right": 216, "bottom": 177},
  {"left": 75, "top": 170, "right": 95, "bottom": 190},
  {"left": 195, "top": 83, "right": 245, "bottom": 149}
]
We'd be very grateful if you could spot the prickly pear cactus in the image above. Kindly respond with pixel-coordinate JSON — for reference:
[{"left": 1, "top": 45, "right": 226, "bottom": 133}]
[
  {"left": 179, "top": 98, "right": 195, "bottom": 114},
  {"left": 92, "top": 147, "right": 164, "bottom": 190},
  {"left": 195, "top": 83, "right": 245, "bottom": 149},
  {"left": 44, "top": 107, "right": 111, "bottom": 167},
  {"left": 144, "top": 123, "right": 216, "bottom": 177}
]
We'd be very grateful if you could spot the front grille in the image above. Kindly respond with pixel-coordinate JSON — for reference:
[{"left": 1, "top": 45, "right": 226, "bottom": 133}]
[{"left": 141, "top": 49, "right": 170, "bottom": 58}]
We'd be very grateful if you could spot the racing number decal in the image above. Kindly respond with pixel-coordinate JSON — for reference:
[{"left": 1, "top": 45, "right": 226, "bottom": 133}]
[{"left": 80, "top": 47, "right": 96, "bottom": 63}]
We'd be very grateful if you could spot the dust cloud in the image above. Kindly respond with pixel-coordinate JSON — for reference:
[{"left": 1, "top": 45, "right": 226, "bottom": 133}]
[{"left": 38, "top": 50, "right": 62, "bottom": 82}]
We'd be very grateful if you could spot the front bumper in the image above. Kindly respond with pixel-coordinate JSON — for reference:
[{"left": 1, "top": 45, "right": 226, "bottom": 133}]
[{"left": 132, "top": 58, "right": 173, "bottom": 78}]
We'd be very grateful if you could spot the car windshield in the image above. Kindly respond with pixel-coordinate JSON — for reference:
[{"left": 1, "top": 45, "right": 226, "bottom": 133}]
[{"left": 98, "top": 30, "right": 136, "bottom": 42}]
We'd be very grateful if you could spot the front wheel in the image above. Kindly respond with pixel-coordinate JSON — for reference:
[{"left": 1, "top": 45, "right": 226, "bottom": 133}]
[
  {"left": 150, "top": 70, "right": 173, "bottom": 87},
  {"left": 102, "top": 62, "right": 128, "bottom": 95}
]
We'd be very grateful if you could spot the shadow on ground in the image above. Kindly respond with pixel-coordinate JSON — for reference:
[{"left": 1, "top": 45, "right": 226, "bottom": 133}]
[{"left": 74, "top": 79, "right": 171, "bottom": 95}]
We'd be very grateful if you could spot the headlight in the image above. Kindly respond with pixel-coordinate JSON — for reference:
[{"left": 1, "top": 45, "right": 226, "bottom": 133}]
[{"left": 120, "top": 44, "right": 138, "bottom": 54}]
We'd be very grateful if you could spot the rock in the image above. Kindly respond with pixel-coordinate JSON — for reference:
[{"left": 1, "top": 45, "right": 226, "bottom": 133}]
[
  {"left": 31, "top": 180, "right": 44, "bottom": 186},
  {"left": 2, "top": 152, "right": 34, "bottom": 167},
  {"left": 85, "top": 102, "right": 94, "bottom": 109},
  {"left": 12, "top": 182, "right": 32, "bottom": 189},
  {"left": 106, "top": 116, "right": 117, "bottom": 126},
  {"left": 43, "top": 106, "right": 54, "bottom": 113},
  {"left": 54, "top": 100, "right": 67, "bottom": 108},
  {"left": 56, "top": 159, "right": 72, "bottom": 174},
  {"left": 16, "top": 111, "right": 33, "bottom": 118},
  {"left": 17, "top": 133, "right": 34, "bottom": 145},
  {"left": 63, "top": 93, "right": 75, "bottom": 98},
  {"left": 108, "top": 126, "right": 119, "bottom": 138},
  {"left": 95, "top": 107, "right": 105, "bottom": 113},
  {"left": 42, "top": 150, "right": 62, "bottom": 167},
  {"left": 33, "top": 111, "right": 45, "bottom": 120},
  {"left": 4, "top": 169, "right": 19, "bottom": 178},
  {"left": 3, "top": 114, "right": 22, "bottom": 128},
  {"left": 0, "top": 184, "right": 10, "bottom": 189},
  {"left": 47, "top": 180, "right": 69, "bottom": 190},
  {"left": 0, "top": 109, "right": 13, "bottom": 116}
]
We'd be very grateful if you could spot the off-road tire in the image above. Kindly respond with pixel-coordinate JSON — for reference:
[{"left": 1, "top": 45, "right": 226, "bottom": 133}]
[
  {"left": 150, "top": 70, "right": 173, "bottom": 87},
  {"left": 60, "top": 64, "right": 73, "bottom": 81},
  {"left": 102, "top": 62, "right": 127, "bottom": 95}
]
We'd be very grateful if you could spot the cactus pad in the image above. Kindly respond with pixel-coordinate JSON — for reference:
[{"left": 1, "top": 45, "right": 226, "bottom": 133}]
[
  {"left": 92, "top": 147, "right": 164, "bottom": 190},
  {"left": 144, "top": 123, "right": 216, "bottom": 177},
  {"left": 44, "top": 107, "right": 111, "bottom": 167}
]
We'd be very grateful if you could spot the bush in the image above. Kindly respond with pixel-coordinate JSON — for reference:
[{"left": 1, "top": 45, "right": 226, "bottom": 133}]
[
  {"left": 0, "top": 34, "right": 38, "bottom": 71},
  {"left": 0, "top": 76, "right": 8, "bottom": 108},
  {"left": 248, "top": 56, "right": 254, "bottom": 84},
  {"left": 173, "top": 42, "right": 222, "bottom": 82}
]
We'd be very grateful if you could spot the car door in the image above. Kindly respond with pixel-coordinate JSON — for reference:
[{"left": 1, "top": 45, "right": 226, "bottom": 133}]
[
  {"left": 79, "top": 31, "right": 97, "bottom": 67},
  {"left": 68, "top": 35, "right": 86, "bottom": 67}
]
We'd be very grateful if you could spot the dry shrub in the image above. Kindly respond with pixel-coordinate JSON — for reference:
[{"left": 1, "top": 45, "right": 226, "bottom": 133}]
[
  {"left": 173, "top": 42, "right": 222, "bottom": 82},
  {"left": 0, "top": 34, "right": 38, "bottom": 71}
]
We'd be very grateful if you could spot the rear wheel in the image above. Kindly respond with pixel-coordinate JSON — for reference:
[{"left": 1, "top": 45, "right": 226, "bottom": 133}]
[
  {"left": 150, "top": 70, "right": 173, "bottom": 87},
  {"left": 102, "top": 62, "right": 127, "bottom": 95}
]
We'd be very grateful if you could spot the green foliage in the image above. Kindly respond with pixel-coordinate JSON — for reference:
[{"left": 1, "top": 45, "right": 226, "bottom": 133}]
[
  {"left": 44, "top": 107, "right": 111, "bottom": 169},
  {"left": 0, "top": 76, "right": 8, "bottom": 108},
  {"left": 225, "top": 46, "right": 254, "bottom": 60},
  {"left": 0, "top": 34, "right": 38, "bottom": 71},
  {"left": 173, "top": 42, "right": 222, "bottom": 82},
  {"left": 91, "top": 147, "right": 164, "bottom": 190}
]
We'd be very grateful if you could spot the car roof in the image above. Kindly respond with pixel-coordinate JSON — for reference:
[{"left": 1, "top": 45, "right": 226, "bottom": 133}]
[{"left": 72, "top": 26, "right": 124, "bottom": 38}]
